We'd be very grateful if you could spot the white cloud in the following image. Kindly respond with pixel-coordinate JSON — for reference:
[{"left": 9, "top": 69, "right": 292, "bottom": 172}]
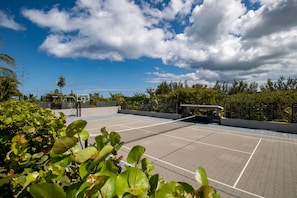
[
  {"left": 147, "top": 67, "right": 220, "bottom": 87},
  {"left": 0, "top": 10, "right": 25, "bottom": 31},
  {"left": 21, "top": 0, "right": 297, "bottom": 85}
]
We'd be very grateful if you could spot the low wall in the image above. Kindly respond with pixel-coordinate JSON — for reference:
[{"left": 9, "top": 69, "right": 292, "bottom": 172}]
[
  {"left": 221, "top": 118, "right": 297, "bottom": 133},
  {"left": 119, "top": 109, "right": 182, "bottom": 120},
  {"left": 52, "top": 106, "right": 120, "bottom": 117}
]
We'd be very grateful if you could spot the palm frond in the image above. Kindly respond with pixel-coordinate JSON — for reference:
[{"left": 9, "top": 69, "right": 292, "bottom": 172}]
[{"left": 0, "top": 54, "right": 16, "bottom": 68}]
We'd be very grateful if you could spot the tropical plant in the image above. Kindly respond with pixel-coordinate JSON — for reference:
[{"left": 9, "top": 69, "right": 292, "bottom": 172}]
[
  {"left": 0, "top": 100, "right": 220, "bottom": 198},
  {"left": 0, "top": 37, "right": 21, "bottom": 101},
  {"left": 56, "top": 76, "right": 66, "bottom": 102}
]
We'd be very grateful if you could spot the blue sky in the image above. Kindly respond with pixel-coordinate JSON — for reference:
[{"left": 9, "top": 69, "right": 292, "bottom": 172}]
[{"left": 0, "top": 0, "right": 296, "bottom": 97}]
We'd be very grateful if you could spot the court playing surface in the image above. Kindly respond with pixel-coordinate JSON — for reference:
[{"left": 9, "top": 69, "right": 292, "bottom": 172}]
[{"left": 68, "top": 113, "right": 297, "bottom": 198}]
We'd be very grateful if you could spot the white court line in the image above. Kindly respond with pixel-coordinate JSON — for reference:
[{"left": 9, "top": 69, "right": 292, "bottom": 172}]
[
  {"left": 117, "top": 115, "right": 196, "bottom": 132},
  {"left": 88, "top": 115, "right": 196, "bottom": 136},
  {"left": 233, "top": 138, "right": 262, "bottom": 188},
  {"left": 122, "top": 145, "right": 264, "bottom": 198},
  {"left": 136, "top": 127, "right": 252, "bottom": 155}
]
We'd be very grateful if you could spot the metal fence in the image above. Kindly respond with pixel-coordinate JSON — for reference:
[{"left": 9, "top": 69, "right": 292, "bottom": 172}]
[
  {"left": 224, "top": 102, "right": 297, "bottom": 123},
  {"left": 121, "top": 100, "right": 178, "bottom": 113}
]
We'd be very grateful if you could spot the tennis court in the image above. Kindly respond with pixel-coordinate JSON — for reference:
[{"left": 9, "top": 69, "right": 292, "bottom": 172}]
[{"left": 68, "top": 113, "right": 297, "bottom": 198}]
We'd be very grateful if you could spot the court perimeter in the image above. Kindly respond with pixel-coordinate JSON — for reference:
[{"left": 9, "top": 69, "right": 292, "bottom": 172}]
[{"left": 67, "top": 113, "right": 297, "bottom": 198}]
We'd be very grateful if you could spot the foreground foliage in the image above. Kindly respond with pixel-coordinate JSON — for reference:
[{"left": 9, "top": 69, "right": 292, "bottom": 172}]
[{"left": 0, "top": 100, "right": 220, "bottom": 197}]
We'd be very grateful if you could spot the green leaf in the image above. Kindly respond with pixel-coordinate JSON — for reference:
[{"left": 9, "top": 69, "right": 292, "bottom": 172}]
[
  {"left": 75, "top": 182, "right": 90, "bottom": 197},
  {"left": 141, "top": 158, "right": 154, "bottom": 177},
  {"left": 52, "top": 155, "right": 72, "bottom": 168},
  {"left": 66, "top": 120, "right": 87, "bottom": 137},
  {"left": 88, "top": 145, "right": 114, "bottom": 171},
  {"left": 29, "top": 183, "right": 66, "bottom": 198},
  {"left": 116, "top": 167, "right": 149, "bottom": 196},
  {"left": 23, "top": 172, "right": 39, "bottom": 188},
  {"left": 156, "top": 181, "right": 184, "bottom": 198},
  {"left": 109, "top": 131, "right": 121, "bottom": 146},
  {"left": 100, "top": 171, "right": 117, "bottom": 198},
  {"left": 22, "top": 126, "right": 36, "bottom": 133},
  {"left": 85, "top": 175, "right": 110, "bottom": 197},
  {"left": 195, "top": 167, "right": 208, "bottom": 186},
  {"left": 178, "top": 182, "right": 194, "bottom": 193},
  {"left": 95, "top": 135, "right": 108, "bottom": 150},
  {"left": 74, "top": 146, "right": 97, "bottom": 163},
  {"left": 195, "top": 186, "right": 218, "bottom": 198},
  {"left": 18, "top": 153, "right": 32, "bottom": 165},
  {"left": 149, "top": 174, "right": 159, "bottom": 194},
  {"left": 52, "top": 136, "right": 78, "bottom": 154},
  {"left": 127, "top": 145, "right": 145, "bottom": 165},
  {"left": 79, "top": 161, "right": 90, "bottom": 179},
  {"left": 0, "top": 174, "right": 20, "bottom": 187},
  {"left": 76, "top": 129, "right": 89, "bottom": 141},
  {"left": 4, "top": 117, "right": 12, "bottom": 125}
]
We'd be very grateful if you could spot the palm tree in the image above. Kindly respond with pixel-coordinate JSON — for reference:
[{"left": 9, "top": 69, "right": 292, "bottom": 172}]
[
  {"left": 56, "top": 76, "right": 65, "bottom": 102},
  {"left": 0, "top": 37, "right": 20, "bottom": 101}
]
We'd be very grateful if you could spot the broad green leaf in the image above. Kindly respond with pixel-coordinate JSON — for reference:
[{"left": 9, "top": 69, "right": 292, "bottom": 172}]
[
  {"left": 116, "top": 167, "right": 149, "bottom": 196},
  {"left": 32, "top": 152, "right": 44, "bottom": 159},
  {"left": 109, "top": 131, "right": 121, "bottom": 146},
  {"left": 79, "top": 161, "right": 89, "bottom": 179},
  {"left": 75, "top": 182, "right": 90, "bottom": 197},
  {"left": 195, "top": 167, "right": 208, "bottom": 186},
  {"left": 66, "top": 120, "right": 87, "bottom": 137},
  {"left": 53, "top": 155, "right": 72, "bottom": 168},
  {"left": 74, "top": 146, "right": 97, "bottom": 163},
  {"left": 88, "top": 145, "right": 114, "bottom": 171},
  {"left": 95, "top": 135, "right": 108, "bottom": 150},
  {"left": 29, "top": 183, "right": 66, "bottom": 198},
  {"left": 100, "top": 171, "right": 117, "bottom": 198},
  {"left": 178, "top": 182, "right": 195, "bottom": 193},
  {"left": 52, "top": 136, "right": 78, "bottom": 154},
  {"left": 65, "top": 183, "right": 81, "bottom": 198},
  {"left": 127, "top": 145, "right": 145, "bottom": 165},
  {"left": 75, "top": 129, "right": 89, "bottom": 141},
  {"left": 149, "top": 174, "right": 159, "bottom": 194},
  {"left": 141, "top": 158, "right": 154, "bottom": 177},
  {"left": 85, "top": 175, "right": 110, "bottom": 197},
  {"left": 23, "top": 172, "right": 39, "bottom": 188},
  {"left": 156, "top": 181, "right": 184, "bottom": 198},
  {"left": 100, "top": 127, "right": 109, "bottom": 138}
]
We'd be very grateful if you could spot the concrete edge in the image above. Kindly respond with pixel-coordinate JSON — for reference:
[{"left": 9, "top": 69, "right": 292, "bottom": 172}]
[
  {"left": 52, "top": 106, "right": 120, "bottom": 117},
  {"left": 221, "top": 118, "right": 297, "bottom": 134}
]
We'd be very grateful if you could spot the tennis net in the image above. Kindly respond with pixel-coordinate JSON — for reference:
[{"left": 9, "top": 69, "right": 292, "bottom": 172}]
[{"left": 118, "top": 115, "right": 197, "bottom": 144}]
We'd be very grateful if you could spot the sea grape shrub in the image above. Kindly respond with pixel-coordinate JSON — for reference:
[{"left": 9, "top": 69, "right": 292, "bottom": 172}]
[
  {"left": 0, "top": 100, "right": 220, "bottom": 198},
  {"left": 0, "top": 99, "right": 66, "bottom": 171}
]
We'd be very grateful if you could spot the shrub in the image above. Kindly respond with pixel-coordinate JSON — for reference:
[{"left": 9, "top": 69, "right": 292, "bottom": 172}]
[{"left": 0, "top": 100, "right": 220, "bottom": 197}]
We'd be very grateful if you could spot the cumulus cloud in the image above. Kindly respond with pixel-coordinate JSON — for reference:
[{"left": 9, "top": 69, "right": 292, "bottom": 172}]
[
  {"left": 21, "top": 0, "right": 297, "bottom": 85},
  {"left": 0, "top": 10, "right": 25, "bottom": 31},
  {"left": 147, "top": 67, "right": 220, "bottom": 87}
]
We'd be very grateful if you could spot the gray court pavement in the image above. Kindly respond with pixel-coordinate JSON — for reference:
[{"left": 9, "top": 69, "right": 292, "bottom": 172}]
[{"left": 66, "top": 113, "right": 297, "bottom": 198}]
